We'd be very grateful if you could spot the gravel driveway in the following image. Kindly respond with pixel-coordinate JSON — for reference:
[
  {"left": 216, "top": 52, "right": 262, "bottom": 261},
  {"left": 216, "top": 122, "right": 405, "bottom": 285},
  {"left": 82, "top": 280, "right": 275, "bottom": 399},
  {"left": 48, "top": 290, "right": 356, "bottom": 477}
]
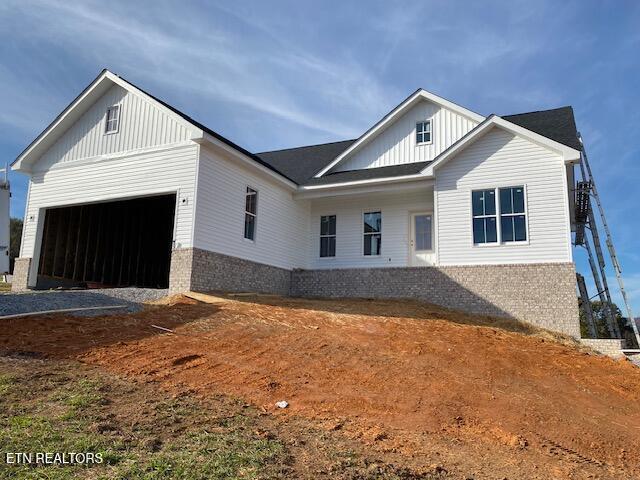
[{"left": 0, "top": 288, "right": 168, "bottom": 317}]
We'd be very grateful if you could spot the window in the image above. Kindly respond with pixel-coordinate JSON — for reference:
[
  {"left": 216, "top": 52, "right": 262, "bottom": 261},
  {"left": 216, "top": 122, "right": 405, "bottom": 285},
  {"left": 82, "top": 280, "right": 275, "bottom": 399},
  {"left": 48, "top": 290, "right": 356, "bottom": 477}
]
[
  {"left": 472, "top": 189, "right": 497, "bottom": 244},
  {"left": 320, "top": 215, "right": 336, "bottom": 257},
  {"left": 416, "top": 120, "right": 432, "bottom": 144},
  {"left": 414, "top": 214, "right": 432, "bottom": 251},
  {"left": 244, "top": 187, "right": 257, "bottom": 241},
  {"left": 105, "top": 105, "right": 120, "bottom": 134},
  {"left": 499, "top": 186, "right": 527, "bottom": 242},
  {"left": 363, "top": 211, "right": 381, "bottom": 255}
]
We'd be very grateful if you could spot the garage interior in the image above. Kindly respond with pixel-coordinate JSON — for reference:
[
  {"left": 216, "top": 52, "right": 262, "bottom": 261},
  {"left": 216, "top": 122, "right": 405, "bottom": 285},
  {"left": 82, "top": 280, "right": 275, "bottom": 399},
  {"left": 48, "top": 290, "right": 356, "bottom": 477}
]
[{"left": 37, "top": 194, "right": 176, "bottom": 289}]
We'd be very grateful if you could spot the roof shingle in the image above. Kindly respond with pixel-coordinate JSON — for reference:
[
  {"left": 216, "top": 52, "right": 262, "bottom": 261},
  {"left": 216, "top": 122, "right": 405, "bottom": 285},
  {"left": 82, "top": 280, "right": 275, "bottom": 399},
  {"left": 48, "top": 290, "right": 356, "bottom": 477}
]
[{"left": 502, "top": 106, "right": 581, "bottom": 151}]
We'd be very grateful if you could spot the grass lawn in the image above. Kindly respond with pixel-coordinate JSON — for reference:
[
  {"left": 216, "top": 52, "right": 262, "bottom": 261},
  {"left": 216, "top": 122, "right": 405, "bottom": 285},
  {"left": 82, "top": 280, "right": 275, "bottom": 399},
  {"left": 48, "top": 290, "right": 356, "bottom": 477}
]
[{"left": 0, "top": 355, "right": 428, "bottom": 479}]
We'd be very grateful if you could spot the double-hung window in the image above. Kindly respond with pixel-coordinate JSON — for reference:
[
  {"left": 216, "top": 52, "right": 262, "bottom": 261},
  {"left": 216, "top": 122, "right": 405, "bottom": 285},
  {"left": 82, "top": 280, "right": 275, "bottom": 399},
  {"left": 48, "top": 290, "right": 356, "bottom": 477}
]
[
  {"left": 499, "top": 186, "right": 527, "bottom": 242},
  {"left": 472, "top": 189, "right": 497, "bottom": 244},
  {"left": 363, "top": 211, "right": 382, "bottom": 255},
  {"left": 416, "top": 120, "right": 432, "bottom": 144},
  {"left": 105, "top": 105, "right": 120, "bottom": 134},
  {"left": 320, "top": 215, "right": 336, "bottom": 257},
  {"left": 472, "top": 186, "right": 527, "bottom": 244},
  {"left": 244, "top": 187, "right": 257, "bottom": 241}
]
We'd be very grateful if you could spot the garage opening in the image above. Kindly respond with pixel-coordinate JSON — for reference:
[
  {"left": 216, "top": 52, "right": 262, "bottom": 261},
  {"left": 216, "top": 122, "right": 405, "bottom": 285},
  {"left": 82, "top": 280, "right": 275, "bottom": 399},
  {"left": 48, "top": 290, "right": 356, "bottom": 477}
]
[{"left": 37, "top": 194, "right": 176, "bottom": 289}]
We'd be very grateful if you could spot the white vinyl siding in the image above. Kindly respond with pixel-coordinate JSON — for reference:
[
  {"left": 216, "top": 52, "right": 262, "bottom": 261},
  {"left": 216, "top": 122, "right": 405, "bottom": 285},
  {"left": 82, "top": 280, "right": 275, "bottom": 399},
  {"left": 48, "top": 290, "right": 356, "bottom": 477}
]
[
  {"left": 308, "top": 189, "right": 433, "bottom": 269},
  {"left": 20, "top": 144, "right": 198, "bottom": 259},
  {"left": 334, "top": 100, "right": 478, "bottom": 172},
  {"left": 193, "top": 147, "right": 310, "bottom": 270},
  {"left": 37, "top": 84, "right": 193, "bottom": 170},
  {"left": 435, "top": 128, "right": 572, "bottom": 265}
]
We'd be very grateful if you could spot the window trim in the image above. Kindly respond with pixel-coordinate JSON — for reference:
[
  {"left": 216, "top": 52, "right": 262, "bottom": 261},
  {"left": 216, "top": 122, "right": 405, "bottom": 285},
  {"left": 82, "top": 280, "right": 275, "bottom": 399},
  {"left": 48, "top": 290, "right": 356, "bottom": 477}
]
[
  {"left": 319, "top": 214, "right": 337, "bottom": 259},
  {"left": 243, "top": 186, "right": 258, "bottom": 242},
  {"left": 470, "top": 184, "right": 529, "bottom": 247},
  {"left": 362, "top": 210, "right": 382, "bottom": 257},
  {"left": 104, "top": 105, "right": 121, "bottom": 135},
  {"left": 415, "top": 119, "right": 433, "bottom": 145}
]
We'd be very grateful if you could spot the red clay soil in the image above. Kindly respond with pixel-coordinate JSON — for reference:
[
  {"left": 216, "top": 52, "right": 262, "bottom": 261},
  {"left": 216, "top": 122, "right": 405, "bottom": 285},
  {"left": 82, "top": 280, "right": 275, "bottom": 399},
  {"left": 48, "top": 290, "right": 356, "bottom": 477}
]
[{"left": 2, "top": 294, "right": 640, "bottom": 479}]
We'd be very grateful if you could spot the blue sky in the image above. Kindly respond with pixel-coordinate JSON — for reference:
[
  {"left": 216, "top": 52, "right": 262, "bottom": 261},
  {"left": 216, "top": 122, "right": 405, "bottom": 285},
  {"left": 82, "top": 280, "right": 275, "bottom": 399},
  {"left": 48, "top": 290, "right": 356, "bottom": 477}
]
[{"left": 1, "top": 0, "right": 639, "bottom": 315}]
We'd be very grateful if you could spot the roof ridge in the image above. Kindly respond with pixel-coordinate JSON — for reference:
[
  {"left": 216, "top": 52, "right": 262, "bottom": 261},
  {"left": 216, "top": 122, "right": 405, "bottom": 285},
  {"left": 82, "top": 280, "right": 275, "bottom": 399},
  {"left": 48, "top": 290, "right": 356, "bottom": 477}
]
[{"left": 257, "top": 138, "right": 356, "bottom": 155}]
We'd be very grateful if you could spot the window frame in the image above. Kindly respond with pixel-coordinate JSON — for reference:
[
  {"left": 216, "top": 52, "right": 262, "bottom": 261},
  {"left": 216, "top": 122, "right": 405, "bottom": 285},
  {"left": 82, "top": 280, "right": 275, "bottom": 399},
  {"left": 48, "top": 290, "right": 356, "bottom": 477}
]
[
  {"left": 319, "top": 214, "right": 337, "bottom": 258},
  {"left": 362, "top": 210, "right": 382, "bottom": 257},
  {"left": 104, "top": 105, "right": 121, "bottom": 135},
  {"left": 470, "top": 184, "right": 529, "bottom": 247},
  {"left": 415, "top": 119, "right": 433, "bottom": 145},
  {"left": 243, "top": 186, "right": 258, "bottom": 242}
]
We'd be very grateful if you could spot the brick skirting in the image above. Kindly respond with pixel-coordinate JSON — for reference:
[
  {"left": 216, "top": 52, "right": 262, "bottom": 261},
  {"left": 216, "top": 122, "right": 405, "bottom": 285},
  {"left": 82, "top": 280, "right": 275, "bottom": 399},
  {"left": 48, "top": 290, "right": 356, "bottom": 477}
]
[
  {"left": 11, "top": 257, "right": 31, "bottom": 292},
  {"left": 580, "top": 338, "right": 626, "bottom": 358},
  {"left": 169, "top": 247, "right": 290, "bottom": 296},
  {"left": 290, "top": 263, "right": 580, "bottom": 337}
]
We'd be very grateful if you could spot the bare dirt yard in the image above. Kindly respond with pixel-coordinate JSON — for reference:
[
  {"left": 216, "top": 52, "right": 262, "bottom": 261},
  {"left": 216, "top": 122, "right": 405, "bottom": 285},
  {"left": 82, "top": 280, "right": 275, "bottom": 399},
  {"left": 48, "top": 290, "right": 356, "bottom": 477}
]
[{"left": 1, "top": 293, "right": 640, "bottom": 479}]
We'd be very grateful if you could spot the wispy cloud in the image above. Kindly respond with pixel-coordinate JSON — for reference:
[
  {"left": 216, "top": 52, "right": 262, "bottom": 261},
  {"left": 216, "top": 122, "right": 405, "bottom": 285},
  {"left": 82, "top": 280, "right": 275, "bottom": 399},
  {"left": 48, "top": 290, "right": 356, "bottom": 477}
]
[{"left": 0, "top": 0, "right": 395, "bottom": 142}]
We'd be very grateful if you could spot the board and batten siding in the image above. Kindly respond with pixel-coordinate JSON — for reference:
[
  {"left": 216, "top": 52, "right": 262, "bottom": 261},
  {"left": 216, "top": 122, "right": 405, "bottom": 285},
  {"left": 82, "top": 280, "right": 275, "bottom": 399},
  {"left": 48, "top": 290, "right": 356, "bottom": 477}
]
[
  {"left": 36, "top": 84, "right": 194, "bottom": 171},
  {"left": 193, "top": 147, "right": 310, "bottom": 270},
  {"left": 334, "top": 100, "right": 478, "bottom": 172},
  {"left": 308, "top": 189, "right": 433, "bottom": 269},
  {"left": 435, "top": 128, "right": 572, "bottom": 265},
  {"left": 20, "top": 144, "right": 199, "bottom": 259}
]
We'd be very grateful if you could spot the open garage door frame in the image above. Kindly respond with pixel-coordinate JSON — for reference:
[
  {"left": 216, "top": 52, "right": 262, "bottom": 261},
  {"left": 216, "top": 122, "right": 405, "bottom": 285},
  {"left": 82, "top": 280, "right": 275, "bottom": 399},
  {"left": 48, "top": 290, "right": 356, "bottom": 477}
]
[{"left": 36, "top": 193, "right": 177, "bottom": 289}]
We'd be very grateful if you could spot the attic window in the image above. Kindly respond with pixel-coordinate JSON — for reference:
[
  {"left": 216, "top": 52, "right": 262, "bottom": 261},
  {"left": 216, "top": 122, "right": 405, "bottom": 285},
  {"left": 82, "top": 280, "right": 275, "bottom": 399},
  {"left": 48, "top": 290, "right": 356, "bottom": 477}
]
[
  {"left": 416, "top": 120, "right": 432, "bottom": 144},
  {"left": 105, "top": 105, "right": 120, "bottom": 134}
]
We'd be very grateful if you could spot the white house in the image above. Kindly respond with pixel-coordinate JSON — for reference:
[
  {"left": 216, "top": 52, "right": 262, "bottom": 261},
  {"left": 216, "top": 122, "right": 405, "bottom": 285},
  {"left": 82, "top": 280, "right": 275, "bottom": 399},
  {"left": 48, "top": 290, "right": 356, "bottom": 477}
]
[{"left": 11, "top": 70, "right": 582, "bottom": 336}]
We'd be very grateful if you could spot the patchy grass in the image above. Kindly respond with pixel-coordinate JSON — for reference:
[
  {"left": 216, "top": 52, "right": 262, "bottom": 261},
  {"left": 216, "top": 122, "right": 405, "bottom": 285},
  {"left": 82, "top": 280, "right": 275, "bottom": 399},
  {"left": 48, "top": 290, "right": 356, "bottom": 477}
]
[
  {"left": 0, "top": 282, "right": 10, "bottom": 293},
  {"left": 0, "top": 359, "right": 286, "bottom": 479},
  {"left": 0, "top": 357, "right": 430, "bottom": 479}
]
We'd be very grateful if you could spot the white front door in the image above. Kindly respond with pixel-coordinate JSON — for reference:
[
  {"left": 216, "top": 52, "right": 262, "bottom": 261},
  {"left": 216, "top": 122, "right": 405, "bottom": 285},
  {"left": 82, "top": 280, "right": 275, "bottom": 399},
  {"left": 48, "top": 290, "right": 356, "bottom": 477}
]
[{"left": 410, "top": 212, "right": 434, "bottom": 266}]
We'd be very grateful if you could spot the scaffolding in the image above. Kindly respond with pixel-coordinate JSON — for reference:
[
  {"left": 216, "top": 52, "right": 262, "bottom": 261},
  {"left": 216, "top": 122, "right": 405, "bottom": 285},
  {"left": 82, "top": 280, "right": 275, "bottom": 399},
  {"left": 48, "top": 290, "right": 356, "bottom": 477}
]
[{"left": 574, "top": 135, "right": 640, "bottom": 348}]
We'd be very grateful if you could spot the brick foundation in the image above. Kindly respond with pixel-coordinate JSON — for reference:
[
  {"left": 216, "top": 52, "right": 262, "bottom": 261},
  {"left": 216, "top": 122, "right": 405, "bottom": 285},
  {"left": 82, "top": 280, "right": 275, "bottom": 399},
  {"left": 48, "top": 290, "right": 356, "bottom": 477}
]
[
  {"left": 291, "top": 263, "right": 580, "bottom": 337},
  {"left": 167, "top": 250, "right": 579, "bottom": 337},
  {"left": 168, "top": 248, "right": 194, "bottom": 293},
  {"left": 580, "top": 338, "right": 626, "bottom": 358},
  {"left": 11, "top": 257, "right": 31, "bottom": 292},
  {"left": 169, "top": 247, "right": 290, "bottom": 296}
]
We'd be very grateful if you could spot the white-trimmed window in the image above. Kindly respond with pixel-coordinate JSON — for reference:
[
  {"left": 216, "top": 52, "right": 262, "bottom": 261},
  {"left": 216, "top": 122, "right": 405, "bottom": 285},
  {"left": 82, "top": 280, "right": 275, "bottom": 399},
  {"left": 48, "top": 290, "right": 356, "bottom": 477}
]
[
  {"left": 363, "top": 211, "right": 381, "bottom": 255},
  {"left": 416, "top": 120, "right": 432, "bottom": 144},
  {"left": 105, "top": 105, "right": 120, "bottom": 134},
  {"left": 244, "top": 187, "right": 257, "bottom": 241},
  {"left": 499, "top": 186, "right": 527, "bottom": 242},
  {"left": 472, "top": 186, "right": 527, "bottom": 244},
  {"left": 319, "top": 215, "right": 336, "bottom": 257},
  {"left": 472, "top": 189, "right": 497, "bottom": 244}
]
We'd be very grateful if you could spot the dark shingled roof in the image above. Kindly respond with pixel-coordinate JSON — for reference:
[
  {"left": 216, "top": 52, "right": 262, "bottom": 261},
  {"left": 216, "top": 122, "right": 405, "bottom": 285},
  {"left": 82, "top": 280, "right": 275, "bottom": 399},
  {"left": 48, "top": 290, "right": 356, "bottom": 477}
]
[
  {"left": 254, "top": 106, "right": 581, "bottom": 186},
  {"left": 303, "top": 161, "right": 432, "bottom": 186},
  {"left": 256, "top": 140, "right": 355, "bottom": 185},
  {"left": 502, "top": 106, "right": 581, "bottom": 151}
]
